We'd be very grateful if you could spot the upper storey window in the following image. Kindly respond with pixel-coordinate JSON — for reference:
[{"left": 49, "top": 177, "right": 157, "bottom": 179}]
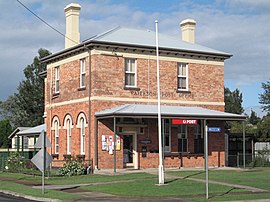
[
  {"left": 177, "top": 63, "right": 188, "bottom": 91},
  {"left": 80, "top": 59, "right": 86, "bottom": 88},
  {"left": 55, "top": 66, "right": 60, "bottom": 93},
  {"left": 125, "top": 58, "right": 136, "bottom": 88}
]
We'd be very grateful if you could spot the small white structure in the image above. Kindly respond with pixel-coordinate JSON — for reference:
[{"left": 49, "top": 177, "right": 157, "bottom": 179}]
[
  {"left": 255, "top": 142, "right": 270, "bottom": 161},
  {"left": 8, "top": 124, "right": 46, "bottom": 150}
]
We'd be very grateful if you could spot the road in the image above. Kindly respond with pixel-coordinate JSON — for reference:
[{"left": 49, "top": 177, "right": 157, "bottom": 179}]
[{"left": 0, "top": 192, "right": 37, "bottom": 202}]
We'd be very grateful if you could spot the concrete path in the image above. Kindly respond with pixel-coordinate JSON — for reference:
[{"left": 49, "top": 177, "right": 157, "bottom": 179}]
[{"left": 163, "top": 172, "right": 268, "bottom": 193}]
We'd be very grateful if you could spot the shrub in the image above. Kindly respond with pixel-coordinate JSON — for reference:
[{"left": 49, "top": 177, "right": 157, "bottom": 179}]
[
  {"left": 57, "top": 160, "right": 85, "bottom": 176},
  {"left": 5, "top": 152, "right": 26, "bottom": 172}
]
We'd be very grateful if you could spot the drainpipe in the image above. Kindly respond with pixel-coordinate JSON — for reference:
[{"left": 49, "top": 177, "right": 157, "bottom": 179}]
[{"left": 87, "top": 47, "right": 92, "bottom": 167}]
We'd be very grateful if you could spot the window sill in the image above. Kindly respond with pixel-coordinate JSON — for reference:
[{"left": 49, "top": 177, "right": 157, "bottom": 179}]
[
  {"left": 76, "top": 154, "right": 85, "bottom": 160},
  {"left": 164, "top": 152, "right": 204, "bottom": 159},
  {"left": 63, "top": 154, "right": 71, "bottom": 160},
  {"left": 78, "top": 87, "right": 86, "bottom": 91},
  {"left": 52, "top": 154, "right": 59, "bottom": 159},
  {"left": 124, "top": 86, "right": 140, "bottom": 91},
  {"left": 177, "top": 90, "right": 191, "bottom": 94},
  {"left": 52, "top": 93, "right": 60, "bottom": 99}
]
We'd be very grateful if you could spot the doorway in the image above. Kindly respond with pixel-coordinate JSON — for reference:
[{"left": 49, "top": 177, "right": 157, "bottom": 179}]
[{"left": 123, "top": 133, "right": 138, "bottom": 169}]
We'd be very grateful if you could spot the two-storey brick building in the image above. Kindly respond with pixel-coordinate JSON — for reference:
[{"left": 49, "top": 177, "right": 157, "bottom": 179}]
[{"left": 41, "top": 3, "right": 245, "bottom": 170}]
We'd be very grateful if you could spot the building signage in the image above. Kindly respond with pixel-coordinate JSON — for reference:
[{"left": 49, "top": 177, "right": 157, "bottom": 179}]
[
  {"left": 172, "top": 119, "right": 197, "bottom": 125},
  {"left": 208, "top": 127, "right": 221, "bottom": 133}
]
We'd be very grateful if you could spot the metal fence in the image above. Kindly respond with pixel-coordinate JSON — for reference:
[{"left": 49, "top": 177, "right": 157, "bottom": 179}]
[{"left": 228, "top": 152, "right": 270, "bottom": 167}]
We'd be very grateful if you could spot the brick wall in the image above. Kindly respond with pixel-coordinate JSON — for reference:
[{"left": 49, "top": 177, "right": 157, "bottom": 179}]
[{"left": 45, "top": 49, "right": 226, "bottom": 169}]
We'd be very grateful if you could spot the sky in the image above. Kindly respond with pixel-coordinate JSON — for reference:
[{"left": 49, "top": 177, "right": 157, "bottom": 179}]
[{"left": 0, "top": 0, "right": 269, "bottom": 109}]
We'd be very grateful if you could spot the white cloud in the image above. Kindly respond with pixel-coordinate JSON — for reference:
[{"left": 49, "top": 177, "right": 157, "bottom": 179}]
[{"left": 0, "top": 0, "right": 269, "bottom": 106}]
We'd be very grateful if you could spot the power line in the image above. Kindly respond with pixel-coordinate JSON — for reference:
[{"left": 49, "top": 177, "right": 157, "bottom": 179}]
[{"left": 16, "top": 0, "right": 79, "bottom": 45}]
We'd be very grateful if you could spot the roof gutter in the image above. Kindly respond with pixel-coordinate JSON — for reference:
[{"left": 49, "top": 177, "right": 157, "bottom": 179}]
[
  {"left": 40, "top": 39, "right": 232, "bottom": 65},
  {"left": 95, "top": 113, "right": 247, "bottom": 121}
]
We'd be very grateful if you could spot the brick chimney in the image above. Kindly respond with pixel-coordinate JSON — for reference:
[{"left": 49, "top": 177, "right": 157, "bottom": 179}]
[
  {"left": 180, "top": 19, "right": 196, "bottom": 44},
  {"left": 64, "top": 3, "right": 81, "bottom": 49}
]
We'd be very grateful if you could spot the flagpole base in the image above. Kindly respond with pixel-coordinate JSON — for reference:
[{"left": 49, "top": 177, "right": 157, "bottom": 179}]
[{"left": 158, "top": 164, "right": 164, "bottom": 184}]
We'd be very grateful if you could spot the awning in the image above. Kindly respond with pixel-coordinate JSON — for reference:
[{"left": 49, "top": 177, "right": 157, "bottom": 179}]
[
  {"left": 17, "top": 124, "right": 46, "bottom": 136},
  {"left": 95, "top": 104, "right": 246, "bottom": 121}
]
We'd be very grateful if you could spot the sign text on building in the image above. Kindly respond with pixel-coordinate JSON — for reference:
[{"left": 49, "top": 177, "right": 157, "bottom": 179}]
[
  {"left": 172, "top": 119, "right": 197, "bottom": 125},
  {"left": 208, "top": 127, "right": 221, "bottom": 133}
]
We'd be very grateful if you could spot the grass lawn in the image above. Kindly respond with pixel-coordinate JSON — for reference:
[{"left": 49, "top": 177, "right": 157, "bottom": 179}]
[
  {"left": 81, "top": 177, "right": 245, "bottom": 197},
  {"left": 0, "top": 171, "right": 156, "bottom": 185},
  {"left": 167, "top": 167, "right": 270, "bottom": 191},
  {"left": 1, "top": 169, "right": 270, "bottom": 201},
  {"left": 0, "top": 181, "right": 80, "bottom": 201}
]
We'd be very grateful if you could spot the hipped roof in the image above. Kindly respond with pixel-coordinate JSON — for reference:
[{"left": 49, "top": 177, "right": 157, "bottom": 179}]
[
  {"left": 95, "top": 104, "right": 246, "bottom": 121},
  {"left": 87, "top": 27, "right": 231, "bottom": 57},
  {"left": 41, "top": 26, "right": 231, "bottom": 64}
]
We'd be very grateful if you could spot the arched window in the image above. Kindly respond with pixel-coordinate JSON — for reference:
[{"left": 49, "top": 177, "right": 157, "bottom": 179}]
[
  {"left": 54, "top": 120, "right": 59, "bottom": 154},
  {"left": 80, "top": 117, "right": 85, "bottom": 155},
  {"left": 66, "top": 119, "right": 72, "bottom": 154}
]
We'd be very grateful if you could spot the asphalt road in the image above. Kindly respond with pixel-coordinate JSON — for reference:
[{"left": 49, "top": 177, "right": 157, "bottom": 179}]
[{"left": 0, "top": 192, "right": 37, "bottom": 202}]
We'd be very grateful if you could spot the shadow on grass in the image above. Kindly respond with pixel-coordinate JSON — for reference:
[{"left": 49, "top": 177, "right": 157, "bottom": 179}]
[
  {"left": 165, "top": 178, "right": 181, "bottom": 184},
  {"left": 208, "top": 187, "right": 240, "bottom": 199},
  {"left": 183, "top": 171, "right": 205, "bottom": 179}
]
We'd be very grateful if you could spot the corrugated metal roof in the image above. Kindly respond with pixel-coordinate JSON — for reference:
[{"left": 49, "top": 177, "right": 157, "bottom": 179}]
[
  {"left": 8, "top": 127, "right": 31, "bottom": 139},
  {"left": 90, "top": 27, "right": 231, "bottom": 57},
  {"left": 17, "top": 124, "right": 46, "bottom": 136},
  {"left": 95, "top": 104, "right": 246, "bottom": 121}
]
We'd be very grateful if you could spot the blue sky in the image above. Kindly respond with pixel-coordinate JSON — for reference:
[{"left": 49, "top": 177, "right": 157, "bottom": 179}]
[{"left": 0, "top": 0, "right": 269, "bottom": 109}]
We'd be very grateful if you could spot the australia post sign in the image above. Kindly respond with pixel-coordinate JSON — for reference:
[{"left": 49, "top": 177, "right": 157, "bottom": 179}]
[{"left": 172, "top": 119, "right": 197, "bottom": 125}]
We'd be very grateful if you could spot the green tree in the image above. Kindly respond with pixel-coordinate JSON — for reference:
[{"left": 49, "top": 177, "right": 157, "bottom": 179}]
[
  {"left": 0, "top": 119, "right": 12, "bottom": 148},
  {"left": 0, "top": 48, "right": 51, "bottom": 127},
  {"left": 229, "top": 122, "right": 257, "bottom": 134},
  {"left": 248, "top": 109, "right": 261, "bottom": 125},
  {"left": 224, "top": 87, "right": 244, "bottom": 114},
  {"left": 259, "top": 80, "right": 270, "bottom": 112},
  {"left": 257, "top": 116, "right": 270, "bottom": 141}
]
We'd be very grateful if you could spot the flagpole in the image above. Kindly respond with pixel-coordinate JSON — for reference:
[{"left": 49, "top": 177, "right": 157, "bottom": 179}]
[{"left": 155, "top": 19, "right": 164, "bottom": 185}]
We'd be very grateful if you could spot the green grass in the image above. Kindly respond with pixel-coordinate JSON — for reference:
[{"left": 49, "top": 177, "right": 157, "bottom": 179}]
[
  {"left": 81, "top": 178, "right": 245, "bottom": 197},
  {"left": 167, "top": 167, "right": 270, "bottom": 191},
  {"left": 2, "top": 169, "right": 270, "bottom": 201},
  {"left": 0, "top": 171, "right": 156, "bottom": 185},
  {"left": 0, "top": 181, "right": 80, "bottom": 201}
]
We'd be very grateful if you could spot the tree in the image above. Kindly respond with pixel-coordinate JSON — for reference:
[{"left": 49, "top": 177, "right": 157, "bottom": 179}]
[
  {"left": 257, "top": 116, "right": 270, "bottom": 141},
  {"left": 0, "top": 48, "right": 51, "bottom": 127},
  {"left": 0, "top": 119, "right": 12, "bottom": 148},
  {"left": 259, "top": 80, "right": 270, "bottom": 112},
  {"left": 248, "top": 110, "right": 261, "bottom": 125},
  {"left": 224, "top": 87, "right": 244, "bottom": 114}
]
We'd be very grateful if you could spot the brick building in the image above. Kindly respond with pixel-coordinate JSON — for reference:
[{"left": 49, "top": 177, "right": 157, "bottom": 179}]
[{"left": 41, "top": 3, "right": 245, "bottom": 170}]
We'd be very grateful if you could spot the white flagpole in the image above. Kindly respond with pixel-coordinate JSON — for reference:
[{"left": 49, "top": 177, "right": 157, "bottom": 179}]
[{"left": 155, "top": 19, "right": 164, "bottom": 185}]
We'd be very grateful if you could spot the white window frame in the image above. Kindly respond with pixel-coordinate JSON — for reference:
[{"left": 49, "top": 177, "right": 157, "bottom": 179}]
[
  {"left": 80, "top": 118, "right": 85, "bottom": 155},
  {"left": 177, "top": 63, "right": 188, "bottom": 91},
  {"left": 66, "top": 119, "right": 71, "bottom": 154},
  {"left": 125, "top": 58, "right": 137, "bottom": 88},
  {"left": 178, "top": 125, "right": 188, "bottom": 153},
  {"left": 163, "top": 119, "right": 171, "bottom": 152},
  {"left": 80, "top": 59, "right": 86, "bottom": 88},
  {"left": 54, "top": 120, "right": 59, "bottom": 154},
  {"left": 55, "top": 66, "right": 60, "bottom": 93}
]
